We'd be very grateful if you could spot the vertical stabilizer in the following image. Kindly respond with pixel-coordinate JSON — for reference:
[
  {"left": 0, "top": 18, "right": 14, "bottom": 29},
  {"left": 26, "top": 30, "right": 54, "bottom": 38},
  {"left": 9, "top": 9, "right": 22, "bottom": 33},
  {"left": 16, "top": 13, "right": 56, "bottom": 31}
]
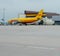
[{"left": 35, "top": 9, "right": 45, "bottom": 20}]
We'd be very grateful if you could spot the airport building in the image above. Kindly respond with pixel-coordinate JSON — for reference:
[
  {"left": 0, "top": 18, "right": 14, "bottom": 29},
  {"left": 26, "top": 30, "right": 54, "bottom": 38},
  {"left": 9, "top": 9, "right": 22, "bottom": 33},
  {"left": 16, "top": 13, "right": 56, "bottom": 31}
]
[{"left": 24, "top": 10, "right": 60, "bottom": 25}]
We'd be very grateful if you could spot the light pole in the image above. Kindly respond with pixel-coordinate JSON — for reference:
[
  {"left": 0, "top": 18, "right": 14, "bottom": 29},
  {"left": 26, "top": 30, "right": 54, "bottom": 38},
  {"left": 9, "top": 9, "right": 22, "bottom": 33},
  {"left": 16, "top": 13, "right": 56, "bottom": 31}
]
[
  {"left": 1, "top": 8, "right": 5, "bottom": 25},
  {"left": 3, "top": 8, "right": 5, "bottom": 20}
]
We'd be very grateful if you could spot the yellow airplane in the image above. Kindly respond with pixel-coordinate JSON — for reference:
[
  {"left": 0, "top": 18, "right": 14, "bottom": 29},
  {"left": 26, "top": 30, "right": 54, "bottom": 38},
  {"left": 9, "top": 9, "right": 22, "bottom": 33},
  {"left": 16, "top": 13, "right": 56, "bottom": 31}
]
[{"left": 8, "top": 9, "right": 46, "bottom": 25}]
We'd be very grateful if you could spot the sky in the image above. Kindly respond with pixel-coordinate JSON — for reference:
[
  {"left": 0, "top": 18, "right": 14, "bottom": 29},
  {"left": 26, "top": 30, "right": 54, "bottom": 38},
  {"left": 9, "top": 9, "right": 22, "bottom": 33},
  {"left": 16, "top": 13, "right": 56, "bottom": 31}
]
[{"left": 0, "top": 0, "right": 60, "bottom": 20}]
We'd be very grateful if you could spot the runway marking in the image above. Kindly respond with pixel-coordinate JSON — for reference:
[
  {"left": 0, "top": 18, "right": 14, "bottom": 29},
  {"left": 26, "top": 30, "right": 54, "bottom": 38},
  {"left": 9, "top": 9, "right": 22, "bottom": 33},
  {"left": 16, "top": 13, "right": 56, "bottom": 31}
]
[
  {"left": 26, "top": 45, "right": 55, "bottom": 50},
  {"left": 0, "top": 42, "right": 57, "bottom": 50}
]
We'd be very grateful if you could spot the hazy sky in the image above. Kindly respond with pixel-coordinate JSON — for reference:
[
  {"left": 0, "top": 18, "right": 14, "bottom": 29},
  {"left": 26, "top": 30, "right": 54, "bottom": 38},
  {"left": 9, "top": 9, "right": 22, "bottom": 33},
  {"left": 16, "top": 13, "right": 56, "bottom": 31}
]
[{"left": 0, "top": 0, "right": 60, "bottom": 20}]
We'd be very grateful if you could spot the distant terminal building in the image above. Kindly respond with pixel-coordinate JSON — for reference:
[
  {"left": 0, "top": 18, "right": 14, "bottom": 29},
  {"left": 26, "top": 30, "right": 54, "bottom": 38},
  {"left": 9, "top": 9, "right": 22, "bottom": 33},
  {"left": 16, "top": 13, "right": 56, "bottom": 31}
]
[
  {"left": 24, "top": 10, "right": 60, "bottom": 25},
  {"left": 52, "top": 16, "right": 60, "bottom": 25},
  {"left": 24, "top": 10, "right": 60, "bottom": 18}
]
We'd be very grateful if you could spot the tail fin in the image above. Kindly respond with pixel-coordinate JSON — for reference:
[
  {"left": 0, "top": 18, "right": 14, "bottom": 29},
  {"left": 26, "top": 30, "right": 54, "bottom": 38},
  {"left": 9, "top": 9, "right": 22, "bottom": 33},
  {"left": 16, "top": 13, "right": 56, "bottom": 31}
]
[{"left": 35, "top": 9, "right": 46, "bottom": 20}]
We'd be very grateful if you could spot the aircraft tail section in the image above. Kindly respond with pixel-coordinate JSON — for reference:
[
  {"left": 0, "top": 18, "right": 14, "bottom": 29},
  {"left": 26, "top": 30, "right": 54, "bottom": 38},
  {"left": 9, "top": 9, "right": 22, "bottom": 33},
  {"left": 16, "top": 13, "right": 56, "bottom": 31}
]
[{"left": 35, "top": 9, "right": 46, "bottom": 20}]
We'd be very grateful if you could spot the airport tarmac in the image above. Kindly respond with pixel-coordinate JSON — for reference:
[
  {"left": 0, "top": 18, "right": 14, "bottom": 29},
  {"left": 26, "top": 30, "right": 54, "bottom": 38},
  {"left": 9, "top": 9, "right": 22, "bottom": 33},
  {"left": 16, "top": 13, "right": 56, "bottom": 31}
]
[{"left": 0, "top": 25, "right": 60, "bottom": 56}]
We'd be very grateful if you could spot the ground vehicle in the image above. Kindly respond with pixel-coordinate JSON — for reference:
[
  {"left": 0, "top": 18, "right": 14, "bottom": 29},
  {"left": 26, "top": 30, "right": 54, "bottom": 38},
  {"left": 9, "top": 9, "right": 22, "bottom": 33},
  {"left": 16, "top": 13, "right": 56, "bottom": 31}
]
[{"left": 43, "top": 17, "right": 55, "bottom": 25}]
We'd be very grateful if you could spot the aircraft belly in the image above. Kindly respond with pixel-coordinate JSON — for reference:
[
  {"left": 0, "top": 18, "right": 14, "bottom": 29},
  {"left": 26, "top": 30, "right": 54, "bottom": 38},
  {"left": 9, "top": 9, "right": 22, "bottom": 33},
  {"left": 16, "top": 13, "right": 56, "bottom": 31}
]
[{"left": 18, "top": 18, "right": 37, "bottom": 23}]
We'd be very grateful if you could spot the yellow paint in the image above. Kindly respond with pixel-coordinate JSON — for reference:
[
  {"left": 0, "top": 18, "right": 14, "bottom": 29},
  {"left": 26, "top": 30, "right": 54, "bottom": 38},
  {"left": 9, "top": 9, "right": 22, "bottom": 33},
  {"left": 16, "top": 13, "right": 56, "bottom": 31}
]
[
  {"left": 8, "top": 9, "right": 46, "bottom": 24},
  {"left": 17, "top": 18, "right": 37, "bottom": 23}
]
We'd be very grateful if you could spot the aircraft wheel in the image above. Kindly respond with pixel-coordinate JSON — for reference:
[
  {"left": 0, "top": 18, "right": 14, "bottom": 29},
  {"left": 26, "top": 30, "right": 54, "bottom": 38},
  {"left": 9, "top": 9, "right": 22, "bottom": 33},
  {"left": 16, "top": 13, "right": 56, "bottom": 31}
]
[
  {"left": 38, "top": 20, "right": 43, "bottom": 25},
  {"left": 19, "top": 23, "right": 27, "bottom": 25},
  {"left": 19, "top": 23, "right": 23, "bottom": 25}
]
